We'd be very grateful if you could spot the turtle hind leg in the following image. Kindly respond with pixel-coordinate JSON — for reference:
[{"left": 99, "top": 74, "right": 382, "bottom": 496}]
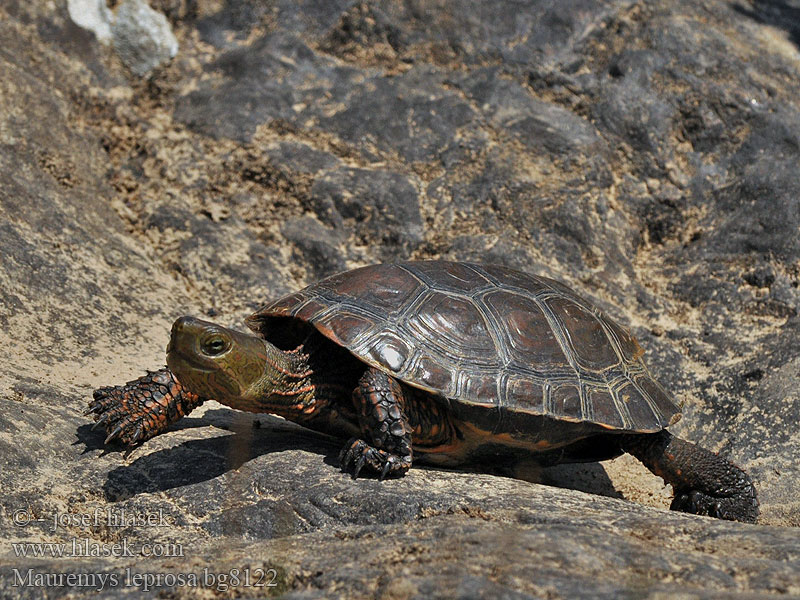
[
  {"left": 87, "top": 368, "right": 204, "bottom": 448},
  {"left": 340, "top": 367, "right": 413, "bottom": 480},
  {"left": 622, "top": 430, "right": 759, "bottom": 523}
]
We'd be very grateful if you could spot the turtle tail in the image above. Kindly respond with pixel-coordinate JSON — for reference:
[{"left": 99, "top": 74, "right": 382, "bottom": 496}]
[{"left": 622, "top": 430, "right": 759, "bottom": 523}]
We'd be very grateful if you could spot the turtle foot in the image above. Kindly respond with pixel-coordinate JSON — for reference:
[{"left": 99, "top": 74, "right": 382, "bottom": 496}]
[
  {"left": 671, "top": 487, "right": 759, "bottom": 523},
  {"left": 624, "top": 431, "right": 759, "bottom": 524},
  {"left": 87, "top": 368, "right": 203, "bottom": 448},
  {"left": 339, "top": 438, "right": 412, "bottom": 480}
]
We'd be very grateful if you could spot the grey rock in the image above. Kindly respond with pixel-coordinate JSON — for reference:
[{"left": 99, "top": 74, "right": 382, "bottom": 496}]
[
  {"left": 2, "top": 0, "right": 800, "bottom": 598},
  {"left": 455, "top": 67, "right": 605, "bottom": 154},
  {"left": 175, "top": 33, "right": 349, "bottom": 142},
  {"left": 315, "top": 67, "right": 476, "bottom": 163},
  {"left": 67, "top": 0, "right": 113, "bottom": 42},
  {"left": 112, "top": 0, "right": 178, "bottom": 76},
  {"left": 282, "top": 216, "right": 347, "bottom": 280},
  {"left": 310, "top": 167, "right": 424, "bottom": 259},
  {"left": 265, "top": 141, "right": 342, "bottom": 175}
]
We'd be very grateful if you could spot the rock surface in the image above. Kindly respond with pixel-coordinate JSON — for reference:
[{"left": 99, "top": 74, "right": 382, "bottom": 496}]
[
  {"left": 1, "top": 0, "right": 799, "bottom": 597},
  {"left": 111, "top": 0, "right": 179, "bottom": 76}
]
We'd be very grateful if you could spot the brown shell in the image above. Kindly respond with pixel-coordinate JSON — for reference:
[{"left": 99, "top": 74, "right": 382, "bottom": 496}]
[{"left": 249, "top": 261, "right": 680, "bottom": 433}]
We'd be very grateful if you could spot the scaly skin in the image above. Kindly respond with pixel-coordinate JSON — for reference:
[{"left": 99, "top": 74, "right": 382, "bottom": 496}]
[
  {"left": 87, "top": 368, "right": 204, "bottom": 446},
  {"left": 623, "top": 431, "right": 759, "bottom": 523},
  {"left": 341, "top": 368, "right": 413, "bottom": 480}
]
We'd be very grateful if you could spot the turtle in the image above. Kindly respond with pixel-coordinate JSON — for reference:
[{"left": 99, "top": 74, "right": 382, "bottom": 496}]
[{"left": 87, "top": 260, "right": 759, "bottom": 522}]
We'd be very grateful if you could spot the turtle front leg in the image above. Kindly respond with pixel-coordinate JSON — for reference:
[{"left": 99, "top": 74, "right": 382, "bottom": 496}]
[
  {"left": 340, "top": 368, "right": 413, "bottom": 480},
  {"left": 623, "top": 430, "right": 759, "bottom": 523},
  {"left": 87, "top": 368, "right": 205, "bottom": 447}
]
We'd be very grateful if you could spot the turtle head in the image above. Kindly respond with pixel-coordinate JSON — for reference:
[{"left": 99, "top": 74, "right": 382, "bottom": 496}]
[{"left": 166, "top": 316, "right": 268, "bottom": 404}]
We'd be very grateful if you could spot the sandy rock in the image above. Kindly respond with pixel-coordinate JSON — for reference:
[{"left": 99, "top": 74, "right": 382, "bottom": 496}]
[{"left": 1, "top": 0, "right": 799, "bottom": 597}]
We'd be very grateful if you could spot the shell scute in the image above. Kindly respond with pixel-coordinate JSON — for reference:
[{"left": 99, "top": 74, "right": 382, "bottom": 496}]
[
  {"left": 588, "top": 388, "right": 625, "bottom": 429},
  {"left": 546, "top": 296, "right": 620, "bottom": 371},
  {"left": 317, "top": 311, "right": 373, "bottom": 346},
  {"left": 363, "top": 331, "right": 413, "bottom": 374},
  {"left": 407, "top": 353, "right": 455, "bottom": 396},
  {"left": 322, "top": 263, "right": 422, "bottom": 316},
  {"left": 255, "top": 261, "right": 681, "bottom": 433},
  {"left": 405, "top": 292, "right": 497, "bottom": 362},
  {"left": 551, "top": 384, "right": 584, "bottom": 421},
  {"left": 483, "top": 290, "right": 570, "bottom": 370}
]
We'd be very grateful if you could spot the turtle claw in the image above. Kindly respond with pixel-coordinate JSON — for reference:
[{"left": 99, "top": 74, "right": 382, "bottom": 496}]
[
  {"left": 91, "top": 412, "right": 110, "bottom": 430},
  {"left": 671, "top": 488, "right": 759, "bottom": 523},
  {"left": 104, "top": 424, "right": 125, "bottom": 445},
  {"left": 672, "top": 490, "right": 719, "bottom": 517},
  {"left": 339, "top": 438, "right": 411, "bottom": 480},
  {"left": 339, "top": 441, "right": 358, "bottom": 473},
  {"left": 88, "top": 384, "right": 152, "bottom": 448},
  {"left": 379, "top": 461, "right": 392, "bottom": 482},
  {"left": 84, "top": 404, "right": 102, "bottom": 416},
  {"left": 353, "top": 454, "right": 367, "bottom": 480},
  {"left": 131, "top": 425, "right": 144, "bottom": 445}
]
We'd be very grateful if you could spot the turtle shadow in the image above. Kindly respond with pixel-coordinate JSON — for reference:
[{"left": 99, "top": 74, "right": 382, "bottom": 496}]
[
  {"left": 93, "top": 411, "right": 342, "bottom": 501},
  {"left": 522, "top": 461, "right": 624, "bottom": 499},
  {"left": 320, "top": 451, "right": 623, "bottom": 500},
  {"left": 322, "top": 440, "right": 625, "bottom": 500},
  {"left": 76, "top": 417, "right": 211, "bottom": 455},
  {"left": 89, "top": 409, "right": 625, "bottom": 502},
  {"left": 413, "top": 458, "right": 625, "bottom": 500}
]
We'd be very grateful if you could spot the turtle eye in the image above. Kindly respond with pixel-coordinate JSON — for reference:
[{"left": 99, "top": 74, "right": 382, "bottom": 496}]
[{"left": 202, "top": 336, "right": 229, "bottom": 356}]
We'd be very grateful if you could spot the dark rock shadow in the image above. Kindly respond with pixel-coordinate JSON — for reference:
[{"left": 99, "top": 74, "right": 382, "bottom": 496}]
[
  {"left": 85, "top": 409, "right": 626, "bottom": 502},
  {"left": 732, "top": 0, "right": 800, "bottom": 49},
  {"left": 76, "top": 417, "right": 211, "bottom": 455},
  {"left": 90, "top": 411, "right": 341, "bottom": 501},
  {"left": 539, "top": 463, "right": 624, "bottom": 499},
  {"left": 323, "top": 441, "right": 624, "bottom": 500},
  {"left": 453, "top": 458, "right": 624, "bottom": 500}
]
